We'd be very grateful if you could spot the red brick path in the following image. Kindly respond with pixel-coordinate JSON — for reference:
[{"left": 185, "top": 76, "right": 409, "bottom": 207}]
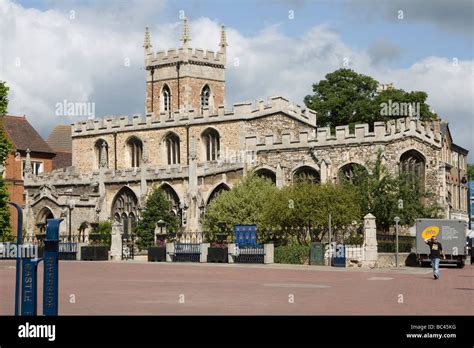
[{"left": 1, "top": 261, "right": 472, "bottom": 315}]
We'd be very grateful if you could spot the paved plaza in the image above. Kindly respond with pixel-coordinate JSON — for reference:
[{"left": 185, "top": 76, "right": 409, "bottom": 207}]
[{"left": 1, "top": 260, "right": 472, "bottom": 315}]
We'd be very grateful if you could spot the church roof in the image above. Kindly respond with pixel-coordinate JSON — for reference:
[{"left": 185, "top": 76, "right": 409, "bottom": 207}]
[
  {"left": 1, "top": 115, "right": 55, "bottom": 155},
  {"left": 46, "top": 124, "right": 72, "bottom": 152}
]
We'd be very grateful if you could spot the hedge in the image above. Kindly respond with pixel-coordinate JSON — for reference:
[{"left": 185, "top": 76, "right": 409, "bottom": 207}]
[{"left": 275, "top": 243, "right": 310, "bottom": 264}]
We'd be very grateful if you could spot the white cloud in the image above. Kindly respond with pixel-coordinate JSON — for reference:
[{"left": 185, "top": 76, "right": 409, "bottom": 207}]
[{"left": 0, "top": 0, "right": 472, "bottom": 155}]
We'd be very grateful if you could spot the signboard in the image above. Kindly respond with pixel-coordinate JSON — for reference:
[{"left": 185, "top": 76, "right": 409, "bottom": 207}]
[
  {"left": 234, "top": 224, "right": 257, "bottom": 246},
  {"left": 416, "top": 219, "right": 467, "bottom": 256}
]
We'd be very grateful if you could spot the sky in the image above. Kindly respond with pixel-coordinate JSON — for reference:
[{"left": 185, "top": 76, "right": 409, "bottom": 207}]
[{"left": 0, "top": 0, "right": 473, "bottom": 156}]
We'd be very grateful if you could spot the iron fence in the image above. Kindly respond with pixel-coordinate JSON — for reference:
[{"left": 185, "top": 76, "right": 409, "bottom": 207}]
[
  {"left": 376, "top": 234, "right": 415, "bottom": 253},
  {"left": 235, "top": 245, "right": 265, "bottom": 264},
  {"left": 174, "top": 243, "right": 201, "bottom": 262}
]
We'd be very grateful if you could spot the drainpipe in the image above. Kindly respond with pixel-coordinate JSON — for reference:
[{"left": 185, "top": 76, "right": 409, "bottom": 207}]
[
  {"left": 150, "top": 68, "right": 155, "bottom": 113},
  {"left": 186, "top": 123, "right": 190, "bottom": 165},
  {"left": 176, "top": 62, "right": 181, "bottom": 112}
]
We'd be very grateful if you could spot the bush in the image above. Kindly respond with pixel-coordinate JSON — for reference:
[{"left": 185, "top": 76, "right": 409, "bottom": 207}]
[
  {"left": 275, "top": 243, "right": 310, "bottom": 265},
  {"left": 96, "top": 221, "right": 112, "bottom": 248}
]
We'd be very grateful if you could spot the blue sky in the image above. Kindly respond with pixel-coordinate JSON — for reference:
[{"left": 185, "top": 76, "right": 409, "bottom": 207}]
[
  {"left": 15, "top": 0, "right": 473, "bottom": 67},
  {"left": 2, "top": 0, "right": 473, "bottom": 154}
]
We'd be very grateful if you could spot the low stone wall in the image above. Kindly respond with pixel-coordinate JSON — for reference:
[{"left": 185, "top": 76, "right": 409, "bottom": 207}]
[{"left": 377, "top": 252, "right": 419, "bottom": 268}]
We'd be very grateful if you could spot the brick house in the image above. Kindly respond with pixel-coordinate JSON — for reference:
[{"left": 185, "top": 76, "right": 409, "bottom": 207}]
[{"left": 2, "top": 115, "right": 56, "bottom": 237}]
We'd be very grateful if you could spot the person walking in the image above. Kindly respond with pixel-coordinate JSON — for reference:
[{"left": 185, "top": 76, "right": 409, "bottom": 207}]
[{"left": 425, "top": 236, "right": 446, "bottom": 280}]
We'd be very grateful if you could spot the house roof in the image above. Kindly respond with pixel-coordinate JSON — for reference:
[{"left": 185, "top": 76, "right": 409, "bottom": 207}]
[
  {"left": 52, "top": 151, "right": 72, "bottom": 170},
  {"left": 46, "top": 124, "right": 72, "bottom": 152},
  {"left": 1, "top": 115, "right": 55, "bottom": 155}
]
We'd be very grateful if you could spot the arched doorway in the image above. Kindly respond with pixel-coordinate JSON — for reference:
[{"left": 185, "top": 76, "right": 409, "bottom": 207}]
[
  {"left": 111, "top": 187, "right": 139, "bottom": 235},
  {"left": 36, "top": 207, "right": 54, "bottom": 235}
]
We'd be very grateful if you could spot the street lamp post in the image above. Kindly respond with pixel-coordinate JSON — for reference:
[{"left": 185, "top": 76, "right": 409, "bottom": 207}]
[
  {"left": 68, "top": 199, "right": 75, "bottom": 242},
  {"left": 394, "top": 216, "right": 400, "bottom": 267}
]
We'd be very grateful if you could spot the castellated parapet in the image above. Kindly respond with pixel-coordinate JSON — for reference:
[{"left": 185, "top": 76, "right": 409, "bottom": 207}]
[
  {"left": 244, "top": 117, "right": 442, "bottom": 151},
  {"left": 146, "top": 47, "right": 226, "bottom": 68},
  {"left": 71, "top": 96, "right": 317, "bottom": 137}
]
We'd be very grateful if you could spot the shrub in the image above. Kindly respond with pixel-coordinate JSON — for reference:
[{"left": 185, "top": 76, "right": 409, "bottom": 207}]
[{"left": 275, "top": 243, "right": 310, "bottom": 265}]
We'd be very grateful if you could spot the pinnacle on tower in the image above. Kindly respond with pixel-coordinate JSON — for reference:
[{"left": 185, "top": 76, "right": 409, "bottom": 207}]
[
  {"left": 143, "top": 26, "right": 152, "bottom": 53},
  {"left": 219, "top": 25, "right": 228, "bottom": 52},
  {"left": 180, "top": 17, "right": 191, "bottom": 48}
]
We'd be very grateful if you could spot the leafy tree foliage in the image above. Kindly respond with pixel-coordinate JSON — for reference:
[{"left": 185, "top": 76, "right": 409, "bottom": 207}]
[
  {"left": 263, "top": 182, "right": 361, "bottom": 244},
  {"left": 135, "top": 187, "right": 179, "bottom": 250},
  {"left": 0, "top": 81, "right": 12, "bottom": 240},
  {"left": 467, "top": 164, "right": 474, "bottom": 180},
  {"left": 304, "top": 68, "right": 437, "bottom": 129},
  {"left": 201, "top": 173, "right": 278, "bottom": 236},
  {"left": 346, "top": 150, "right": 441, "bottom": 232},
  {"left": 202, "top": 173, "right": 361, "bottom": 245}
]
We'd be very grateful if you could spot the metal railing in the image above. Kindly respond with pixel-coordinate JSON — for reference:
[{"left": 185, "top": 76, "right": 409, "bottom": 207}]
[
  {"left": 235, "top": 245, "right": 265, "bottom": 264},
  {"left": 173, "top": 243, "right": 201, "bottom": 262}
]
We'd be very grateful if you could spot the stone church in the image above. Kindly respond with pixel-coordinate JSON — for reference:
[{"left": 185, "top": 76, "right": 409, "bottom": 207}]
[{"left": 23, "top": 18, "right": 469, "bottom": 242}]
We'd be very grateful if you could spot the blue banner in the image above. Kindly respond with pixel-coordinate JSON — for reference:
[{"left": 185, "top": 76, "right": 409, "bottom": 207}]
[{"left": 234, "top": 224, "right": 257, "bottom": 246}]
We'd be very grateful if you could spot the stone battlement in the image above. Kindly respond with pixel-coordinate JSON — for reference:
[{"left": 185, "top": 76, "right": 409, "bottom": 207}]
[
  {"left": 146, "top": 47, "right": 226, "bottom": 68},
  {"left": 71, "top": 96, "right": 317, "bottom": 137},
  {"left": 244, "top": 117, "right": 442, "bottom": 150},
  {"left": 24, "top": 161, "right": 245, "bottom": 187}
]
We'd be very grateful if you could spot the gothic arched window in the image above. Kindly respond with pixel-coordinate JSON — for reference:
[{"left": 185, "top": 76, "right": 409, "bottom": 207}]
[
  {"left": 161, "top": 84, "right": 171, "bottom": 117},
  {"left": 200, "top": 85, "right": 211, "bottom": 114},
  {"left": 112, "top": 187, "right": 139, "bottom": 235},
  {"left": 338, "top": 163, "right": 367, "bottom": 185},
  {"left": 202, "top": 128, "right": 220, "bottom": 161},
  {"left": 165, "top": 133, "right": 180, "bottom": 165},
  {"left": 127, "top": 137, "right": 143, "bottom": 168},
  {"left": 293, "top": 166, "right": 320, "bottom": 184},
  {"left": 255, "top": 168, "right": 276, "bottom": 184},
  {"left": 399, "top": 150, "right": 425, "bottom": 190}
]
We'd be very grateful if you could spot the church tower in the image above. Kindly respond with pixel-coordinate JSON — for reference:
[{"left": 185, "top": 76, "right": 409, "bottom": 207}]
[{"left": 144, "top": 18, "right": 227, "bottom": 118}]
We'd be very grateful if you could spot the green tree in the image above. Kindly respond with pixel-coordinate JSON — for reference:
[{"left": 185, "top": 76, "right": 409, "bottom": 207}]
[
  {"left": 467, "top": 164, "right": 474, "bottom": 180},
  {"left": 375, "top": 88, "right": 437, "bottom": 122},
  {"left": 304, "top": 68, "right": 437, "bottom": 128},
  {"left": 96, "top": 221, "right": 112, "bottom": 248},
  {"left": 264, "top": 182, "right": 361, "bottom": 244},
  {"left": 201, "top": 173, "right": 279, "bottom": 236},
  {"left": 0, "top": 81, "right": 12, "bottom": 241},
  {"left": 304, "top": 69, "right": 379, "bottom": 128},
  {"left": 135, "top": 187, "right": 179, "bottom": 250},
  {"left": 348, "top": 150, "right": 441, "bottom": 232}
]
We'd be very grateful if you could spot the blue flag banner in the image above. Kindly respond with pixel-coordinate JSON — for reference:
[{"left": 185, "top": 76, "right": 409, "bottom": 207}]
[{"left": 233, "top": 224, "right": 257, "bottom": 246}]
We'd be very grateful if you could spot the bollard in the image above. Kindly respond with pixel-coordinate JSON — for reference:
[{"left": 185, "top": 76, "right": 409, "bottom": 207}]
[
  {"left": 43, "top": 218, "right": 63, "bottom": 316},
  {"left": 21, "top": 258, "right": 39, "bottom": 315},
  {"left": 9, "top": 200, "right": 63, "bottom": 317}
]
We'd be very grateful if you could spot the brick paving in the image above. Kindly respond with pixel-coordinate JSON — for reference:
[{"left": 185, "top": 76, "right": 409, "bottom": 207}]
[{"left": 0, "top": 260, "right": 472, "bottom": 315}]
